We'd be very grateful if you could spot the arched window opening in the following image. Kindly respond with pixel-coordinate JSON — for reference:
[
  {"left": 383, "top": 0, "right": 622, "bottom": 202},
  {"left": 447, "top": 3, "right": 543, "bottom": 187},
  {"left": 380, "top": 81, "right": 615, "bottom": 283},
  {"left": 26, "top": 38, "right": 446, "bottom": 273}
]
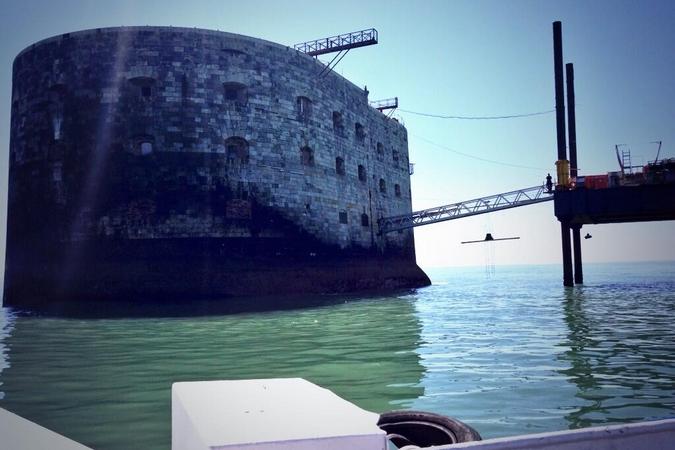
[
  {"left": 301, "top": 146, "right": 314, "bottom": 166},
  {"left": 392, "top": 149, "right": 400, "bottom": 166},
  {"left": 355, "top": 123, "right": 365, "bottom": 143},
  {"left": 339, "top": 211, "right": 348, "bottom": 224},
  {"left": 133, "top": 135, "right": 155, "bottom": 155},
  {"left": 361, "top": 213, "right": 369, "bottom": 227},
  {"left": 225, "top": 136, "right": 250, "bottom": 164},
  {"left": 379, "top": 178, "right": 386, "bottom": 193},
  {"left": 335, "top": 157, "right": 345, "bottom": 175},
  {"left": 395, "top": 184, "right": 401, "bottom": 197},
  {"left": 297, "top": 96, "right": 312, "bottom": 122},
  {"left": 129, "top": 76, "right": 156, "bottom": 99},
  {"left": 332, "top": 111, "right": 344, "bottom": 134},
  {"left": 358, "top": 164, "right": 367, "bottom": 182},
  {"left": 223, "top": 82, "right": 248, "bottom": 105}
]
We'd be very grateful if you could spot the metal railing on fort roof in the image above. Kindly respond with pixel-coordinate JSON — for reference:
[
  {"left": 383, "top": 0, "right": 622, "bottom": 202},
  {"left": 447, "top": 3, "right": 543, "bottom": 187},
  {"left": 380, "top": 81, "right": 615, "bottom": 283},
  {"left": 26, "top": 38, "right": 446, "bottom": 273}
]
[{"left": 294, "top": 29, "right": 378, "bottom": 57}]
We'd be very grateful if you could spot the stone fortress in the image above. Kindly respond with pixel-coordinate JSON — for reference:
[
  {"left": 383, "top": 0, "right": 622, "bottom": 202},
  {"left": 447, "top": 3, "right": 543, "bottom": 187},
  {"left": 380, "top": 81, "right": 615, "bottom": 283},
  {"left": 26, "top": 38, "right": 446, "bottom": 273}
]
[{"left": 4, "top": 27, "right": 430, "bottom": 306}]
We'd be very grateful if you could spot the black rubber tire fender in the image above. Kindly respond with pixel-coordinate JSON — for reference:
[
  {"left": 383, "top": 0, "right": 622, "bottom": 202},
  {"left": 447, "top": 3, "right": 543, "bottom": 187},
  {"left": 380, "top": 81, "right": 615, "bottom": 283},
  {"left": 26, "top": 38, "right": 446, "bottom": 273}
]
[{"left": 377, "top": 410, "right": 482, "bottom": 447}]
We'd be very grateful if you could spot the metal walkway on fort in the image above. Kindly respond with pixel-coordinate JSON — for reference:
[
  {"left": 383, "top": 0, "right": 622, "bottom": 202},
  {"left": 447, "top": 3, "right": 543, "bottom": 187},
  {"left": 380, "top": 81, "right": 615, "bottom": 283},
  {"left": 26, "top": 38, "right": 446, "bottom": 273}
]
[
  {"left": 378, "top": 185, "right": 553, "bottom": 234},
  {"left": 294, "top": 29, "right": 378, "bottom": 57}
]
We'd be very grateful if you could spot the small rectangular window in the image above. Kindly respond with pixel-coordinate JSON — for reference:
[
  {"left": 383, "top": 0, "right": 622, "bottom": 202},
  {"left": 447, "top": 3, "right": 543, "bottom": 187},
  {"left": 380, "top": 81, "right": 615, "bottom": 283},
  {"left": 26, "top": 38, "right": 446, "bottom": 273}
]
[
  {"left": 301, "top": 147, "right": 314, "bottom": 166},
  {"left": 335, "top": 157, "right": 345, "bottom": 175},
  {"left": 52, "top": 164, "right": 63, "bottom": 182},
  {"left": 339, "top": 211, "right": 348, "bottom": 224},
  {"left": 355, "top": 123, "right": 365, "bottom": 143},
  {"left": 223, "top": 82, "right": 247, "bottom": 105},
  {"left": 129, "top": 76, "right": 156, "bottom": 99},
  {"left": 358, "top": 164, "right": 367, "bottom": 182},
  {"left": 52, "top": 116, "right": 63, "bottom": 141},
  {"left": 297, "top": 96, "right": 312, "bottom": 122},
  {"left": 225, "top": 89, "right": 237, "bottom": 100},
  {"left": 226, "top": 137, "right": 250, "bottom": 164},
  {"left": 333, "top": 111, "right": 344, "bottom": 134},
  {"left": 130, "top": 133, "right": 153, "bottom": 155},
  {"left": 140, "top": 141, "right": 153, "bottom": 155}
]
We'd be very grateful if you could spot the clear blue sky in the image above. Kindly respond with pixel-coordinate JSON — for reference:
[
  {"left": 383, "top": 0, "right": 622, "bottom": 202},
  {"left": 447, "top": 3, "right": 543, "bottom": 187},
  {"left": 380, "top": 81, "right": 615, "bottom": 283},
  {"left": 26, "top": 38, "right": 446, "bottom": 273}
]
[{"left": 1, "top": 0, "right": 674, "bottom": 279}]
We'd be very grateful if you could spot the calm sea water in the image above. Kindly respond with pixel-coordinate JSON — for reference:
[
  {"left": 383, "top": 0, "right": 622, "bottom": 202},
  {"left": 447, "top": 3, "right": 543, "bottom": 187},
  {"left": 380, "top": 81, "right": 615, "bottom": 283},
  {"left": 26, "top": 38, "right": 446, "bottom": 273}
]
[{"left": 1, "top": 261, "right": 674, "bottom": 449}]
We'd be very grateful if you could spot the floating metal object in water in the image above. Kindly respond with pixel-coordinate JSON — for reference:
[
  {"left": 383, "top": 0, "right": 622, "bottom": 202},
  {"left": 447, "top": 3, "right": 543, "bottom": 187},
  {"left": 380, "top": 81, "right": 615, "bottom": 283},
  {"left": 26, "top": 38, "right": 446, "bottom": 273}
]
[{"left": 461, "top": 233, "right": 520, "bottom": 244}]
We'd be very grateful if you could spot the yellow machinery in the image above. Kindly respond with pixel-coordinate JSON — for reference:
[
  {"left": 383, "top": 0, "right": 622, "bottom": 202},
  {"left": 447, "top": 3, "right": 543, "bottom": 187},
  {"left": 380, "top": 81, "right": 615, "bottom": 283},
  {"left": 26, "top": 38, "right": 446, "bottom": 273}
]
[{"left": 556, "top": 159, "right": 570, "bottom": 188}]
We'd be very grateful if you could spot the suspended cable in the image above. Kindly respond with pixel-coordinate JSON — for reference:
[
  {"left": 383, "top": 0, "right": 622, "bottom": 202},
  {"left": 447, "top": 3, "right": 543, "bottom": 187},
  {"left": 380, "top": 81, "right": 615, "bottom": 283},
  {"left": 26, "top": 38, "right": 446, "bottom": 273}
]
[
  {"left": 399, "top": 108, "right": 555, "bottom": 120},
  {"left": 411, "top": 133, "right": 549, "bottom": 171}
]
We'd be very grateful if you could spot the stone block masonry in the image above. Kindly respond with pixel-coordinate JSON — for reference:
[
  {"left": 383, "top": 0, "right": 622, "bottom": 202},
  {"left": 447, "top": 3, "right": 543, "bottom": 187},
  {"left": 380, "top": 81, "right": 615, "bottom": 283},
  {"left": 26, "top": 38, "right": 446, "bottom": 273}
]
[{"left": 4, "top": 26, "right": 430, "bottom": 305}]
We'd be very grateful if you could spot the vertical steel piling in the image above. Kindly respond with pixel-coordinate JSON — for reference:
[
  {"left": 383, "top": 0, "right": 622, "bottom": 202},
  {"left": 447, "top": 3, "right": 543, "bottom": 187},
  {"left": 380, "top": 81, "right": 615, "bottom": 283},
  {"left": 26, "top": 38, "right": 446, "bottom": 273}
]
[
  {"left": 566, "top": 63, "right": 583, "bottom": 284},
  {"left": 553, "top": 21, "right": 573, "bottom": 287},
  {"left": 566, "top": 63, "right": 578, "bottom": 180},
  {"left": 572, "top": 225, "right": 583, "bottom": 284}
]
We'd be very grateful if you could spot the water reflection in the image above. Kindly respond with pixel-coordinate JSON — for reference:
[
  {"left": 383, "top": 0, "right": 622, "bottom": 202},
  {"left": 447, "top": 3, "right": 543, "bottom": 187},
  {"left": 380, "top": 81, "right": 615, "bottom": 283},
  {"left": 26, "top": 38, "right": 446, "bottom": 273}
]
[
  {"left": 0, "top": 309, "right": 15, "bottom": 400},
  {"left": 0, "top": 296, "right": 424, "bottom": 450},
  {"left": 408, "top": 264, "right": 675, "bottom": 439},
  {"left": 5, "top": 292, "right": 413, "bottom": 319},
  {"left": 559, "top": 279, "right": 675, "bottom": 429},
  {"left": 2, "top": 263, "right": 674, "bottom": 449},
  {"left": 409, "top": 267, "right": 573, "bottom": 438}
]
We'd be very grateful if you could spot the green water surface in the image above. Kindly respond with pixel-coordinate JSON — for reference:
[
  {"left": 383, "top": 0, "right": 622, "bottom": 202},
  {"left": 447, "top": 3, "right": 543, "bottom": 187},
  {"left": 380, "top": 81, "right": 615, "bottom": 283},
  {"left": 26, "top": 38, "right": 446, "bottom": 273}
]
[{"left": 1, "top": 262, "right": 674, "bottom": 449}]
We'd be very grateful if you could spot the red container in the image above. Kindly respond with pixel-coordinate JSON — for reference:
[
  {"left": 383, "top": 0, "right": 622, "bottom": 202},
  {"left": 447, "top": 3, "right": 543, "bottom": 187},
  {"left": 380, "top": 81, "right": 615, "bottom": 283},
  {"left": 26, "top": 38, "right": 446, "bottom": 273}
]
[
  {"left": 594, "top": 175, "right": 608, "bottom": 189},
  {"left": 584, "top": 175, "right": 609, "bottom": 189}
]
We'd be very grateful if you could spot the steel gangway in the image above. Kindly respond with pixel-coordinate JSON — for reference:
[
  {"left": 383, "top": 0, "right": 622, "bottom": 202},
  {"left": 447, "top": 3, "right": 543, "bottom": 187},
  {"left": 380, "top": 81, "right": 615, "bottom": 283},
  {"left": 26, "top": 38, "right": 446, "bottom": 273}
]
[{"left": 378, "top": 185, "right": 554, "bottom": 234}]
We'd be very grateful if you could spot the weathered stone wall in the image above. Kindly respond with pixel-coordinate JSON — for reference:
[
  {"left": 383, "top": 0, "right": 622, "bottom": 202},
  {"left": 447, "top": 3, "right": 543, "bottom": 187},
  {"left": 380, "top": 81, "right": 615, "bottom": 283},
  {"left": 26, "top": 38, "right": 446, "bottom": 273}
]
[
  {"left": 9, "top": 27, "right": 414, "bottom": 252},
  {"left": 5, "top": 27, "right": 429, "bottom": 304}
]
